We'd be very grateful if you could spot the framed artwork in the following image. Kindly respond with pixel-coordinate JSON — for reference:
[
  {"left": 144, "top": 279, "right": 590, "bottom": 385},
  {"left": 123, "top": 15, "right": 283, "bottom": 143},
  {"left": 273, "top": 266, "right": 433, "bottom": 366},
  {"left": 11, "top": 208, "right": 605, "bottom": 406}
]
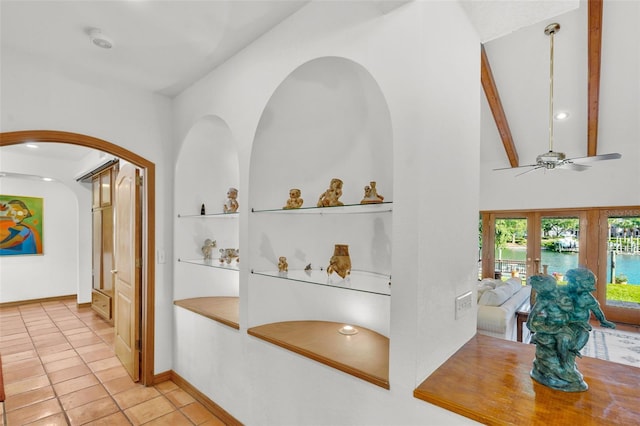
[{"left": 0, "top": 194, "right": 44, "bottom": 256}]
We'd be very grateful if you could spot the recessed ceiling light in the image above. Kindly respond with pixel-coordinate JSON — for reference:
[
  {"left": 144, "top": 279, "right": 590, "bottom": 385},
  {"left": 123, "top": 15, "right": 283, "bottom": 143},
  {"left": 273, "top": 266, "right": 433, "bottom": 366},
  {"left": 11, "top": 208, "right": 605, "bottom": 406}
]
[
  {"left": 554, "top": 112, "right": 569, "bottom": 120},
  {"left": 42, "top": 177, "right": 54, "bottom": 182},
  {"left": 87, "top": 28, "right": 113, "bottom": 49},
  {"left": 25, "top": 143, "right": 39, "bottom": 149}
]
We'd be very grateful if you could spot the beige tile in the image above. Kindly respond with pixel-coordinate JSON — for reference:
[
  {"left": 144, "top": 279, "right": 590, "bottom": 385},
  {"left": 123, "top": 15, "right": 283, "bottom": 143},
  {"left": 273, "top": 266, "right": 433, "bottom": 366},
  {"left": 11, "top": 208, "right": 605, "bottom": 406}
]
[
  {"left": 48, "top": 363, "right": 92, "bottom": 384},
  {"left": 113, "top": 385, "right": 160, "bottom": 410},
  {"left": 103, "top": 376, "right": 138, "bottom": 396},
  {"left": 29, "top": 326, "right": 61, "bottom": 336},
  {"left": 5, "top": 374, "right": 50, "bottom": 397},
  {"left": 88, "top": 356, "right": 123, "bottom": 372},
  {"left": 0, "top": 331, "right": 29, "bottom": 342},
  {"left": 40, "top": 348, "right": 79, "bottom": 364},
  {"left": 124, "top": 395, "right": 174, "bottom": 426},
  {"left": 4, "top": 385, "right": 55, "bottom": 412},
  {"left": 0, "top": 348, "right": 38, "bottom": 364},
  {"left": 75, "top": 342, "right": 111, "bottom": 354},
  {"left": 181, "top": 401, "right": 219, "bottom": 425},
  {"left": 70, "top": 335, "right": 105, "bottom": 348},
  {"left": 58, "top": 383, "right": 110, "bottom": 411},
  {"left": 83, "top": 410, "right": 132, "bottom": 425},
  {"left": 66, "top": 331, "right": 97, "bottom": 341},
  {"left": 143, "top": 410, "right": 194, "bottom": 426},
  {"left": 164, "top": 388, "right": 196, "bottom": 408},
  {"left": 22, "top": 411, "right": 69, "bottom": 425},
  {"left": 0, "top": 336, "right": 32, "bottom": 349},
  {"left": 3, "top": 355, "right": 42, "bottom": 371},
  {"left": 154, "top": 380, "right": 179, "bottom": 394},
  {"left": 55, "top": 319, "right": 86, "bottom": 330},
  {"left": 4, "top": 362, "right": 45, "bottom": 384},
  {"left": 37, "top": 341, "right": 73, "bottom": 356},
  {"left": 66, "top": 396, "right": 120, "bottom": 426},
  {"left": 44, "top": 355, "right": 84, "bottom": 373},
  {"left": 53, "top": 373, "right": 100, "bottom": 396},
  {"left": 94, "top": 365, "right": 129, "bottom": 383},
  {"left": 200, "top": 417, "right": 227, "bottom": 426},
  {"left": 62, "top": 326, "right": 92, "bottom": 336},
  {"left": 6, "top": 397, "right": 62, "bottom": 425},
  {"left": 80, "top": 346, "right": 115, "bottom": 363},
  {"left": 0, "top": 342, "right": 35, "bottom": 355}
]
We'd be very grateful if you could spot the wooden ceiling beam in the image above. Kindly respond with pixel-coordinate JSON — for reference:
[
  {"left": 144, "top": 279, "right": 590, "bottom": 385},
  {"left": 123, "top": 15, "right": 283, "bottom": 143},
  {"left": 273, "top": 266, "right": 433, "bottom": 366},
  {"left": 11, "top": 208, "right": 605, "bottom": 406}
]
[
  {"left": 481, "top": 44, "right": 519, "bottom": 167},
  {"left": 587, "top": 0, "right": 603, "bottom": 157}
]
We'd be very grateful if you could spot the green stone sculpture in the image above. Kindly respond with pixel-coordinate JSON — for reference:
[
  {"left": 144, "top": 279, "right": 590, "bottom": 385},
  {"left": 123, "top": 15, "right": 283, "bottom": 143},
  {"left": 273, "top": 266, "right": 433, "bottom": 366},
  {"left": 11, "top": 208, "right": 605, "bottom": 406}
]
[{"left": 526, "top": 268, "right": 616, "bottom": 392}]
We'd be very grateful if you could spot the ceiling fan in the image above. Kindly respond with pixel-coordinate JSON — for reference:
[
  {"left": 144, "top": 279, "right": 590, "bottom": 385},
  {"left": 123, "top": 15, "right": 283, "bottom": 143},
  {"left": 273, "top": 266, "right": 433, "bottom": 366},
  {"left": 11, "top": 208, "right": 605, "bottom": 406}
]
[{"left": 495, "top": 22, "right": 621, "bottom": 177}]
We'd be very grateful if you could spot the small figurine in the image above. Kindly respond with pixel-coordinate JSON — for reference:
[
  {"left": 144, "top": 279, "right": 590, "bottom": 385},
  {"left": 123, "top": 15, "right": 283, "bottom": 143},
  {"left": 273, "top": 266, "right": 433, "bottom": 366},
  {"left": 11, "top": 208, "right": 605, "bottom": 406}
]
[
  {"left": 223, "top": 188, "right": 239, "bottom": 213},
  {"left": 327, "top": 244, "right": 351, "bottom": 279},
  {"left": 283, "top": 188, "right": 304, "bottom": 209},
  {"left": 317, "top": 178, "right": 344, "bottom": 207},
  {"left": 219, "top": 248, "right": 240, "bottom": 264},
  {"left": 201, "top": 239, "right": 217, "bottom": 260},
  {"left": 200, "top": 203, "right": 206, "bottom": 215},
  {"left": 278, "top": 256, "right": 288, "bottom": 273},
  {"left": 360, "top": 181, "right": 384, "bottom": 204},
  {"left": 304, "top": 263, "right": 312, "bottom": 276}
]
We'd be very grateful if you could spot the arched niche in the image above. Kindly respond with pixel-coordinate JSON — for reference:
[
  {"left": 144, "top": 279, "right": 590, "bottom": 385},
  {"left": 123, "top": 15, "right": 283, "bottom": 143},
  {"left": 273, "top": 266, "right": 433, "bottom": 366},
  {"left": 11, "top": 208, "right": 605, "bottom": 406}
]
[
  {"left": 174, "top": 116, "right": 240, "bottom": 300},
  {"left": 247, "top": 57, "right": 394, "bottom": 335},
  {"left": 250, "top": 56, "right": 393, "bottom": 209}
]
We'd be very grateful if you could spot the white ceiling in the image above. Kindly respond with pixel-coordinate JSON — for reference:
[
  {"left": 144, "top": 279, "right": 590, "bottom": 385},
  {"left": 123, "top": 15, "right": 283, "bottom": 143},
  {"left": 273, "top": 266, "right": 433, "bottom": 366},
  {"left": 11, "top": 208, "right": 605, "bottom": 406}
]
[{"left": 2, "top": 1, "right": 635, "bottom": 172}]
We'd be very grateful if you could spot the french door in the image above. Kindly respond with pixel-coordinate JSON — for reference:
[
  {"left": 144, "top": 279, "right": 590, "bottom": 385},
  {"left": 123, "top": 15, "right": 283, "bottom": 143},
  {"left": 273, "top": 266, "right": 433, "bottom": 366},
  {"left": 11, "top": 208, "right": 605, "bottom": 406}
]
[{"left": 481, "top": 207, "right": 639, "bottom": 326}]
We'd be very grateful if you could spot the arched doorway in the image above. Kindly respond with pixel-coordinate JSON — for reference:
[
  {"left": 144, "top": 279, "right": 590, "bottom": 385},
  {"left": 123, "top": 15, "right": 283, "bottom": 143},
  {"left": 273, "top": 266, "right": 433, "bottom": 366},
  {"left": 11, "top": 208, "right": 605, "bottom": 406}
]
[{"left": 0, "top": 130, "right": 156, "bottom": 385}]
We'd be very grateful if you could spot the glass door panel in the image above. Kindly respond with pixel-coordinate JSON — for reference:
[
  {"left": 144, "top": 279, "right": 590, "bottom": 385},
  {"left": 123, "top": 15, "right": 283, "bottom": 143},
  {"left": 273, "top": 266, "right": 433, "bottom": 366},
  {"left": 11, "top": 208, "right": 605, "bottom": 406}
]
[
  {"left": 604, "top": 216, "right": 640, "bottom": 313},
  {"left": 494, "top": 218, "right": 528, "bottom": 281},
  {"left": 540, "top": 216, "right": 580, "bottom": 280}
]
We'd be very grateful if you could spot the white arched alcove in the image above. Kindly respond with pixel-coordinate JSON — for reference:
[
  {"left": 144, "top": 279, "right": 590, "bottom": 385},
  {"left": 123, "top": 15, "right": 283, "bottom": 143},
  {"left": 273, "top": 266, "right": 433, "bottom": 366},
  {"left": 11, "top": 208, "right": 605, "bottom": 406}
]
[
  {"left": 248, "top": 57, "right": 393, "bottom": 335},
  {"left": 174, "top": 115, "right": 240, "bottom": 300}
]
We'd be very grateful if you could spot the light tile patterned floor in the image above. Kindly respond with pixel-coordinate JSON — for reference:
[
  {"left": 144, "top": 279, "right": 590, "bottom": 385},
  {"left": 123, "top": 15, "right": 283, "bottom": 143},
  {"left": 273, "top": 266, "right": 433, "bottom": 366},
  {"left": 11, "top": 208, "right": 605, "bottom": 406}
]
[{"left": 0, "top": 299, "right": 226, "bottom": 425}]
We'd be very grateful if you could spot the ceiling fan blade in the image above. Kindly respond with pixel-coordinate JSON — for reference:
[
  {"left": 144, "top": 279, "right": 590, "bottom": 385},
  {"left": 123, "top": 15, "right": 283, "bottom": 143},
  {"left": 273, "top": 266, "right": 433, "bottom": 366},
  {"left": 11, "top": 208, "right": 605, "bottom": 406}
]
[
  {"left": 558, "top": 163, "right": 590, "bottom": 172},
  {"left": 515, "top": 166, "right": 544, "bottom": 177},
  {"left": 493, "top": 164, "right": 537, "bottom": 171},
  {"left": 568, "top": 153, "right": 622, "bottom": 164}
]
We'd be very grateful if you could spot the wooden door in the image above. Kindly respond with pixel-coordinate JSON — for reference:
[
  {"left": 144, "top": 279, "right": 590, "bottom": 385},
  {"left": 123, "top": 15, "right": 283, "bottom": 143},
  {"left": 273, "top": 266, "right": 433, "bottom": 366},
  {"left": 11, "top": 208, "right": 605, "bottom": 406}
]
[{"left": 114, "top": 163, "right": 141, "bottom": 381}]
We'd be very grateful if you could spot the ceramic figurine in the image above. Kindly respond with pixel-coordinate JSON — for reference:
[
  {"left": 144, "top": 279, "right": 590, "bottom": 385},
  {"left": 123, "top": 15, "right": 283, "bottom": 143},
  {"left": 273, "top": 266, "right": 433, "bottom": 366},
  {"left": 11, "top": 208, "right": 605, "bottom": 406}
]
[
  {"left": 283, "top": 188, "right": 304, "bottom": 209},
  {"left": 317, "top": 178, "right": 344, "bottom": 207},
  {"left": 278, "top": 256, "right": 288, "bottom": 273},
  {"left": 327, "top": 244, "right": 351, "bottom": 279},
  {"left": 201, "top": 239, "right": 216, "bottom": 260},
  {"left": 223, "top": 188, "right": 239, "bottom": 213},
  {"left": 219, "top": 248, "right": 240, "bottom": 264},
  {"left": 527, "top": 268, "right": 615, "bottom": 392},
  {"left": 360, "top": 181, "right": 384, "bottom": 204}
]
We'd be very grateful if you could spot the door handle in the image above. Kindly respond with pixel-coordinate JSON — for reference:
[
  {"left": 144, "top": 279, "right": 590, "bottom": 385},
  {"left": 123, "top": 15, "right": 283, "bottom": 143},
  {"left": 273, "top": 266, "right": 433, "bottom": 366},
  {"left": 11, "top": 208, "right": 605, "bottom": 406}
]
[{"left": 111, "top": 269, "right": 118, "bottom": 274}]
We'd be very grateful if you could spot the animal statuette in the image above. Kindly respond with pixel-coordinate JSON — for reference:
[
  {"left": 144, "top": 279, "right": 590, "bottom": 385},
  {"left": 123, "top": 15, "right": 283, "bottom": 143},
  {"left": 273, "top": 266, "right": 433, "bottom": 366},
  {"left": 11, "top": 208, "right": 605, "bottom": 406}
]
[
  {"left": 278, "top": 256, "right": 288, "bottom": 273},
  {"left": 201, "top": 239, "right": 217, "bottom": 260},
  {"left": 219, "top": 248, "right": 240, "bottom": 264},
  {"left": 327, "top": 244, "right": 351, "bottom": 279},
  {"left": 317, "top": 178, "right": 344, "bottom": 207},
  {"left": 360, "top": 181, "right": 384, "bottom": 204},
  {"left": 223, "top": 188, "right": 239, "bottom": 213},
  {"left": 283, "top": 188, "right": 304, "bottom": 209}
]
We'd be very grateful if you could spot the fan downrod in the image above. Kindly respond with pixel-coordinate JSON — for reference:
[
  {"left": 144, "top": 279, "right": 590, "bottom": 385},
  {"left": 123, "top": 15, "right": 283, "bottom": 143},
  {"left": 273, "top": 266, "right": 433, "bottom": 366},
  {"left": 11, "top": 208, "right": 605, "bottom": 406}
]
[{"left": 544, "top": 23, "right": 560, "bottom": 36}]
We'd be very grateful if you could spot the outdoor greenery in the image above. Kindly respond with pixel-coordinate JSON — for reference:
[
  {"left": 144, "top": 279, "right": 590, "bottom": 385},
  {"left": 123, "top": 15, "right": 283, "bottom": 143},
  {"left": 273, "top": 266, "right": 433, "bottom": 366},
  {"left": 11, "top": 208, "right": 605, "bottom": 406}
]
[{"left": 607, "top": 283, "right": 640, "bottom": 304}]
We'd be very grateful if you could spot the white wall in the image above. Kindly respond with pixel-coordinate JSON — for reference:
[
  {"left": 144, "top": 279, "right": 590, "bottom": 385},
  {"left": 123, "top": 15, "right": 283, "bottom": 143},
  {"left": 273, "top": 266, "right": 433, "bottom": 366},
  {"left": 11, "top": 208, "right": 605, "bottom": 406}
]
[
  {"left": 173, "top": 1, "right": 480, "bottom": 424},
  {"left": 0, "top": 177, "right": 79, "bottom": 302},
  {"left": 0, "top": 47, "right": 175, "bottom": 373}
]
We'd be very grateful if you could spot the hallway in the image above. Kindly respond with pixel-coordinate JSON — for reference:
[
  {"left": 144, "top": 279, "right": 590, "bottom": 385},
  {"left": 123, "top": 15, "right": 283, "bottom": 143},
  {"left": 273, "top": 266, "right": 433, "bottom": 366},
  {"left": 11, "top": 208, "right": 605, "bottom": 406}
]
[{"left": 0, "top": 299, "right": 225, "bottom": 425}]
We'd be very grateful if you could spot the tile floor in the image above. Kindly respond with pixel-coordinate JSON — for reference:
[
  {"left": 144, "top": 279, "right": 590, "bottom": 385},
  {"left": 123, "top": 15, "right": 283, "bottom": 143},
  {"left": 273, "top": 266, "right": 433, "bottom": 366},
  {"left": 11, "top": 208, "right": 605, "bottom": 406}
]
[{"left": 0, "top": 299, "right": 226, "bottom": 425}]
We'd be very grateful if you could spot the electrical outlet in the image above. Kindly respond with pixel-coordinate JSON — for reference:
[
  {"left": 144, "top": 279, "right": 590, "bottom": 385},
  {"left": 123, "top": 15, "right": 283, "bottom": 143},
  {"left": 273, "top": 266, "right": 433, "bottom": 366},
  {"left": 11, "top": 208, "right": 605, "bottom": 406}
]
[{"left": 455, "top": 291, "right": 473, "bottom": 319}]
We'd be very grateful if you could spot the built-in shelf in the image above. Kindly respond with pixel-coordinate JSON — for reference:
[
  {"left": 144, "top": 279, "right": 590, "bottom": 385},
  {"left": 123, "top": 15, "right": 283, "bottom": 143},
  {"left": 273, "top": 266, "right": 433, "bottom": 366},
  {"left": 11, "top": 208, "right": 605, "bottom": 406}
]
[
  {"left": 178, "top": 212, "right": 239, "bottom": 218},
  {"left": 251, "top": 269, "right": 391, "bottom": 296},
  {"left": 414, "top": 334, "right": 640, "bottom": 425},
  {"left": 174, "top": 297, "right": 239, "bottom": 329},
  {"left": 178, "top": 259, "right": 240, "bottom": 271},
  {"left": 247, "top": 320, "right": 389, "bottom": 389},
  {"left": 251, "top": 202, "right": 392, "bottom": 214}
]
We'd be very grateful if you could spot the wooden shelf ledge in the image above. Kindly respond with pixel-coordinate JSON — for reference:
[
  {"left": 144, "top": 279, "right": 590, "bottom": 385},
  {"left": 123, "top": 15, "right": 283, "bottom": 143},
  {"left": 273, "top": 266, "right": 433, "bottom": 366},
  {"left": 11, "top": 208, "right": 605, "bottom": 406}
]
[
  {"left": 174, "top": 297, "right": 239, "bottom": 330},
  {"left": 247, "top": 320, "right": 389, "bottom": 389},
  {"left": 414, "top": 334, "right": 640, "bottom": 425}
]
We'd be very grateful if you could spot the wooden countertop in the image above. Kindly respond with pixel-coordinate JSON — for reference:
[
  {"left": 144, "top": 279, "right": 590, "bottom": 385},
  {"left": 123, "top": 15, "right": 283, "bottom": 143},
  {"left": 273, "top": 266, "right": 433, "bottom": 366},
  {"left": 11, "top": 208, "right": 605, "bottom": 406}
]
[
  {"left": 414, "top": 334, "right": 640, "bottom": 425},
  {"left": 248, "top": 320, "right": 389, "bottom": 389},
  {"left": 174, "top": 297, "right": 239, "bottom": 330}
]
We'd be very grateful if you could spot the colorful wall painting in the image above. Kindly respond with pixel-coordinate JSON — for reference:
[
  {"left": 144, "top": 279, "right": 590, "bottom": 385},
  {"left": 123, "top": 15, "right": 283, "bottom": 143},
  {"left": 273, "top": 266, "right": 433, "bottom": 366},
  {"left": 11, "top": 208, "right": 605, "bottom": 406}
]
[{"left": 0, "top": 195, "right": 44, "bottom": 256}]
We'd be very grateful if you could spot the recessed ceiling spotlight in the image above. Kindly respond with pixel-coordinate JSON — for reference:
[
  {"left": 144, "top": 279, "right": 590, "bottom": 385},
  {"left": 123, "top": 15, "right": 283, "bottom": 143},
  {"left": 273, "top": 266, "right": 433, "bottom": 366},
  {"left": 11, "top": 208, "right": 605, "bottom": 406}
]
[
  {"left": 554, "top": 111, "right": 569, "bottom": 120},
  {"left": 25, "top": 143, "right": 39, "bottom": 149},
  {"left": 87, "top": 28, "right": 113, "bottom": 49},
  {"left": 42, "top": 177, "right": 54, "bottom": 182}
]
